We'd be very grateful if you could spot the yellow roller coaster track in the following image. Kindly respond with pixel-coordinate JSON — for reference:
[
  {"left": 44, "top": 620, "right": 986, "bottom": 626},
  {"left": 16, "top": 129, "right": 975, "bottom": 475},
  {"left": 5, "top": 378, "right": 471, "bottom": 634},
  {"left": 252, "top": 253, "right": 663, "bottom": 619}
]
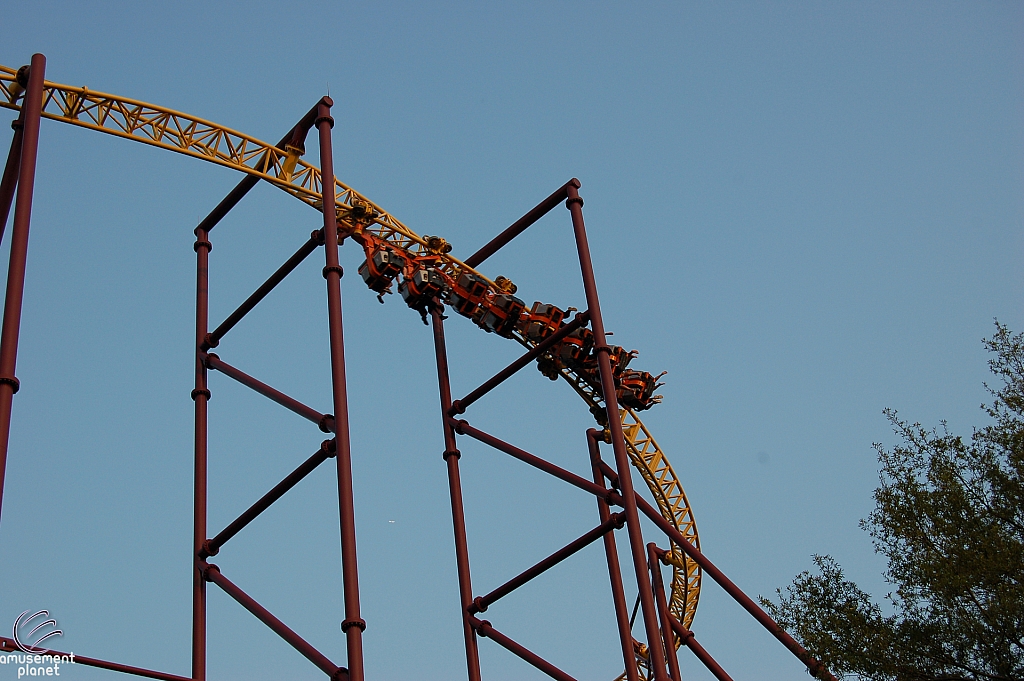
[{"left": 0, "top": 64, "right": 701, "bottom": 675}]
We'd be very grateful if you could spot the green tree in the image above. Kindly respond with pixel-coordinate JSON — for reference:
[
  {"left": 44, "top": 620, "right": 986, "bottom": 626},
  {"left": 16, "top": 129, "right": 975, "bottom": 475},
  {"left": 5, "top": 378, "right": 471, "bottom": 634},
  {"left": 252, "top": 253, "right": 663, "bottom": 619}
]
[{"left": 763, "top": 322, "right": 1024, "bottom": 681}]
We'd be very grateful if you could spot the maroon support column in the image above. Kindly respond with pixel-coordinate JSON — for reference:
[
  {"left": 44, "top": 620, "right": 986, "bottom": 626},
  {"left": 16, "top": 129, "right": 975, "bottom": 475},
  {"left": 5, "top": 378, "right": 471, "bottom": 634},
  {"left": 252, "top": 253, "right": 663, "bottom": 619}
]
[
  {"left": 430, "top": 305, "right": 483, "bottom": 681},
  {"left": 648, "top": 544, "right": 682, "bottom": 681},
  {"left": 317, "top": 97, "right": 366, "bottom": 681},
  {"left": 589, "top": 430, "right": 640, "bottom": 681},
  {"left": 191, "top": 223, "right": 212, "bottom": 680},
  {"left": 566, "top": 180, "right": 669, "bottom": 681},
  {"left": 0, "top": 110, "right": 25, "bottom": 244},
  {"left": 0, "top": 53, "right": 45, "bottom": 528}
]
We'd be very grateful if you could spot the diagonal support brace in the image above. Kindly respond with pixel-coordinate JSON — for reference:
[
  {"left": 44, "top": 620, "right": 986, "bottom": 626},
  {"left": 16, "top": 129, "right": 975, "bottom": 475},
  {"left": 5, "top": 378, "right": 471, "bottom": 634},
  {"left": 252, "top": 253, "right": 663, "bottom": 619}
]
[
  {"left": 469, "top": 511, "right": 625, "bottom": 614},
  {"left": 449, "top": 311, "right": 590, "bottom": 415},
  {"left": 203, "top": 564, "right": 348, "bottom": 680},
  {"left": 665, "top": 613, "right": 735, "bottom": 681},
  {"left": 450, "top": 418, "right": 619, "bottom": 503},
  {"left": 203, "top": 229, "right": 322, "bottom": 350},
  {"left": 202, "top": 353, "right": 334, "bottom": 432},
  {"left": 201, "top": 439, "right": 336, "bottom": 558},
  {"left": 464, "top": 178, "right": 580, "bottom": 268},
  {"left": 640, "top": 506, "right": 836, "bottom": 681},
  {"left": 195, "top": 97, "right": 330, "bottom": 235},
  {"left": 469, "top": 617, "right": 579, "bottom": 681},
  {"left": 0, "top": 637, "right": 190, "bottom": 681}
]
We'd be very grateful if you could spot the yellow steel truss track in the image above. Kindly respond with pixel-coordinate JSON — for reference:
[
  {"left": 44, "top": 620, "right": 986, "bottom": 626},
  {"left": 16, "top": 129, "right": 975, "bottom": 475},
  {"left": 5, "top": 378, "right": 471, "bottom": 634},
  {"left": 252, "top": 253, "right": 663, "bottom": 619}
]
[{"left": 0, "top": 64, "right": 701, "bottom": 670}]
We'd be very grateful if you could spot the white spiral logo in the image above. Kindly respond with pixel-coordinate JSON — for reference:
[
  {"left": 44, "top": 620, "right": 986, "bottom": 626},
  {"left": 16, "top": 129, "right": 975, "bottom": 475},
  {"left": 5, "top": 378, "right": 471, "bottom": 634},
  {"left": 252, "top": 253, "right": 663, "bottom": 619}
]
[{"left": 12, "top": 610, "right": 63, "bottom": 654}]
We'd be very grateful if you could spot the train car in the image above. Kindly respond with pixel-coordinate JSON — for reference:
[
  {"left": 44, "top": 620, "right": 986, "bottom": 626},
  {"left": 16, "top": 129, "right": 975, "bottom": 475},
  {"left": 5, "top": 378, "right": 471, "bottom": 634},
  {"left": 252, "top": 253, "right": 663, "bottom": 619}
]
[
  {"left": 477, "top": 293, "right": 526, "bottom": 338},
  {"left": 617, "top": 369, "right": 666, "bottom": 411},
  {"left": 519, "top": 302, "right": 565, "bottom": 343},
  {"left": 448, "top": 272, "right": 490, "bottom": 319},
  {"left": 357, "top": 237, "right": 408, "bottom": 302},
  {"left": 399, "top": 266, "right": 450, "bottom": 323}
]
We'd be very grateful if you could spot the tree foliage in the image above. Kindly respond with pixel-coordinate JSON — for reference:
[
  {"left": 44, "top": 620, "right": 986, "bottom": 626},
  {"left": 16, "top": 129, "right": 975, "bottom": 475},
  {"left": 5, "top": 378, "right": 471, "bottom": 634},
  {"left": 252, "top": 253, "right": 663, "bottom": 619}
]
[{"left": 762, "top": 322, "right": 1024, "bottom": 680}]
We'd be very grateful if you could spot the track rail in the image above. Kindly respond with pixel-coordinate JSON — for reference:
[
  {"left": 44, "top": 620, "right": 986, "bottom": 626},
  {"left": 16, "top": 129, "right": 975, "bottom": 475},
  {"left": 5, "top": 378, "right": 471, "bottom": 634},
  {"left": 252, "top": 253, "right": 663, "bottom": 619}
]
[{"left": 0, "top": 64, "right": 701, "bottom": 669}]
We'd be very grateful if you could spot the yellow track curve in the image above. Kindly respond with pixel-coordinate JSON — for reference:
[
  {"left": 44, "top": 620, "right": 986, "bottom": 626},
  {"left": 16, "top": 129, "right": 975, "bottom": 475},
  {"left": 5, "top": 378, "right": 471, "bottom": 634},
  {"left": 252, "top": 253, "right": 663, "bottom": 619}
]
[{"left": 0, "top": 64, "right": 701, "bottom": 674}]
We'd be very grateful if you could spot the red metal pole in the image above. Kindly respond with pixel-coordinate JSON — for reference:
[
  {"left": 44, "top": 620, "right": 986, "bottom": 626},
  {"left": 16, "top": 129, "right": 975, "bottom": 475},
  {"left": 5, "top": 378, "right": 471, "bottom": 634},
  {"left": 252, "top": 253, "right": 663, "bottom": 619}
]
[
  {"left": 194, "top": 97, "right": 328, "bottom": 236},
  {"left": 665, "top": 616, "right": 735, "bottom": 681},
  {"left": 0, "top": 52, "right": 44, "bottom": 531},
  {"left": 468, "top": 512, "right": 624, "bottom": 614},
  {"left": 469, "top": 618, "right": 579, "bottom": 681},
  {"left": 463, "top": 178, "right": 577, "bottom": 268},
  {"left": 648, "top": 543, "right": 682, "bottom": 681},
  {"left": 0, "top": 637, "right": 191, "bottom": 681},
  {"left": 0, "top": 110, "right": 25, "bottom": 245},
  {"left": 449, "top": 311, "right": 590, "bottom": 415},
  {"left": 201, "top": 440, "right": 336, "bottom": 558},
  {"left": 191, "top": 221, "right": 212, "bottom": 680},
  {"left": 641, "top": 509, "right": 836, "bottom": 681},
  {"left": 204, "top": 230, "right": 321, "bottom": 349},
  {"left": 589, "top": 430, "right": 640, "bottom": 681},
  {"left": 429, "top": 304, "right": 483, "bottom": 681},
  {"left": 316, "top": 97, "right": 365, "bottom": 681},
  {"left": 565, "top": 180, "right": 669, "bottom": 681},
  {"left": 595, "top": 457, "right": 619, "bottom": 489},
  {"left": 203, "top": 353, "right": 331, "bottom": 430},
  {"left": 203, "top": 565, "right": 347, "bottom": 680},
  {"left": 450, "top": 418, "right": 615, "bottom": 501}
]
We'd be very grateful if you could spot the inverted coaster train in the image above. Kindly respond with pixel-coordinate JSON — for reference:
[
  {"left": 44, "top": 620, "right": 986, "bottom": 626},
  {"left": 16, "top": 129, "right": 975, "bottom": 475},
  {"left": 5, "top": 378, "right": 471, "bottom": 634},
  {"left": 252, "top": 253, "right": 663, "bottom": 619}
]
[{"left": 0, "top": 55, "right": 834, "bottom": 681}]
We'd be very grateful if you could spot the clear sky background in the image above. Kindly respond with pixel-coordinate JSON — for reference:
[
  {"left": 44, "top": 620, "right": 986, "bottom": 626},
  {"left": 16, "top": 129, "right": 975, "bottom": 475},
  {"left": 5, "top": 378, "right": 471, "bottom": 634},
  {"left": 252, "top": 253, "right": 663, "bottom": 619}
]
[{"left": 1, "top": 2, "right": 1022, "bottom": 680}]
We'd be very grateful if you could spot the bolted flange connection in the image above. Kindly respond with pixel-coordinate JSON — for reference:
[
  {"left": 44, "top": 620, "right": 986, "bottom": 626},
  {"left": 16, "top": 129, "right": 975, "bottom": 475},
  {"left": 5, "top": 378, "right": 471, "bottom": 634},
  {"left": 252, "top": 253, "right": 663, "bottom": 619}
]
[
  {"left": 200, "top": 562, "right": 220, "bottom": 581},
  {"left": 199, "top": 539, "right": 218, "bottom": 558},
  {"left": 340, "top": 618, "right": 366, "bottom": 633}
]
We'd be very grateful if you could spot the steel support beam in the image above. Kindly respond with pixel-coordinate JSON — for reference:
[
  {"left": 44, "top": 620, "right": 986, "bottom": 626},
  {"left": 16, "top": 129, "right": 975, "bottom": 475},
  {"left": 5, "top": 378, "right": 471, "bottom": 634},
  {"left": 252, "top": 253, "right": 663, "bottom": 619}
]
[
  {"left": 469, "top": 618, "right": 579, "bottom": 681},
  {"left": 203, "top": 353, "right": 333, "bottom": 431},
  {"left": 464, "top": 178, "right": 579, "bottom": 268},
  {"left": 204, "top": 565, "right": 347, "bottom": 680},
  {"left": 0, "top": 53, "right": 44, "bottom": 530},
  {"left": 204, "top": 230, "right": 322, "bottom": 349},
  {"left": 0, "top": 109, "right": 25, "bottom": 245},
  {"left": 190, "top": 96, "right": 329, "bottom": 679},
  {"left": 191, "top": 203, "right": 212, "bottom": 681},
  {"left": 201, "top": 440, "right": 336, "bottom": 558},
  {"left": 430, "top": 305, "right": 483, "bottom": 681},
  {"left": 665, "top": 615, "right": 735, "bottom": 681},
  {"left": 0, "top": 638, "right": 190, "bottom": 681},
  {"left": 316, "top": 97, "right": 365, "bottom": 681},
  {"left": 449, "top": 311, "right": 590, "bottom": 415},
  {"left": 565, "top": 180, "right": 669, "bottom": 681},
  {"left": 640, "top": 508, "right": 836, "bottom": 680},
  {"left": 450, "top": 418, "right": 616, "bottom": 502},
  {"left": 589, "top": 430, "right": 640, "bottom": 681},
  {"left": 649, "top": 543, "right": 682, "bottom": 681},
  {"left": 469, "top": 512, "right": 624, "bottom": 614}
]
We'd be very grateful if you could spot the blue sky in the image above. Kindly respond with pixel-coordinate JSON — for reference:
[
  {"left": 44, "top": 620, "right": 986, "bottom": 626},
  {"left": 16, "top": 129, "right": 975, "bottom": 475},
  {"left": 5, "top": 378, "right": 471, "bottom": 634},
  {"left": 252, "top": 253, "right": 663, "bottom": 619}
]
[{"left": 1, "top": 2, "right": 1022, "bottom": 680}]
